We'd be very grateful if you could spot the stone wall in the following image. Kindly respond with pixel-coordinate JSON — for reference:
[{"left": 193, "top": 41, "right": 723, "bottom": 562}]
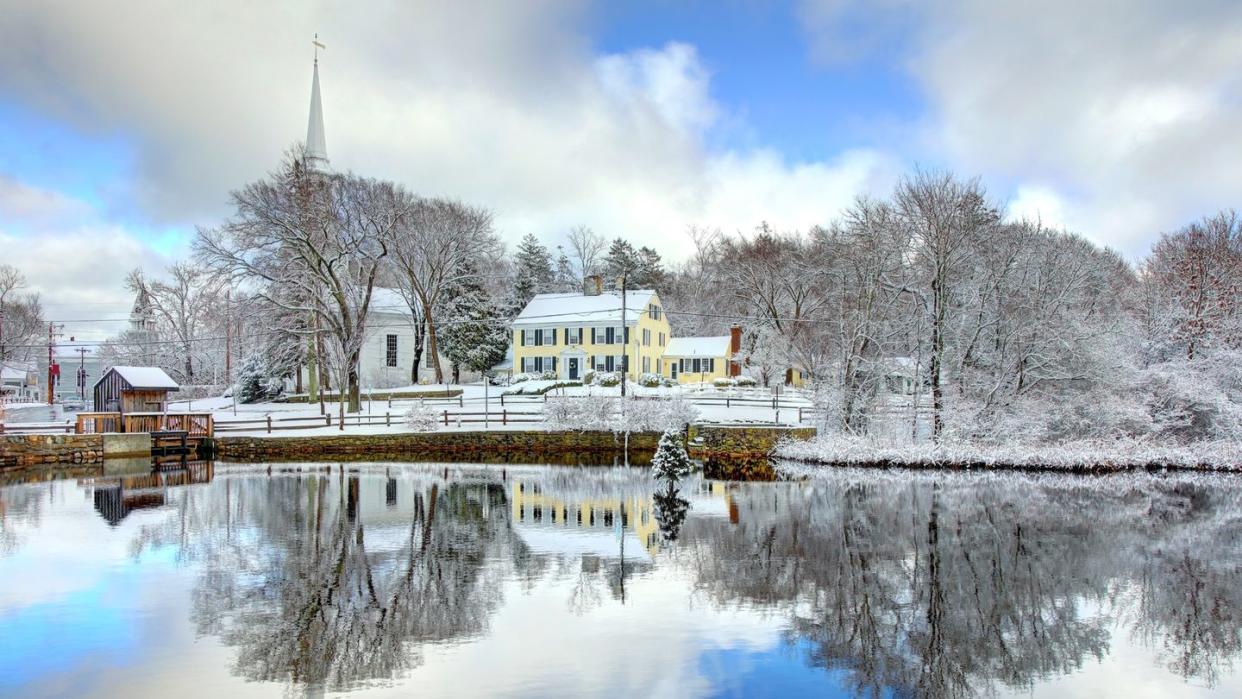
[
  {"left": 214, "top": 430, "right": 664, "bottom": 464},
  {"left": 0, "top": 434, "right": 104, "bottom": 468},
  {"left": 690, "top": 425, "right": 817, "bottom": 458}
]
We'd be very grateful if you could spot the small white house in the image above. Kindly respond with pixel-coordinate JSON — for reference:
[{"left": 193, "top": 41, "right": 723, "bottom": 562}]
[{"left": 0, "top": 362, "right": 39, "bottom": 402}]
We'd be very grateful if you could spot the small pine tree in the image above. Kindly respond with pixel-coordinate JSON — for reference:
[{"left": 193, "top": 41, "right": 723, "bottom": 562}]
[{"left": 651, "top": 429, "right": 692, "bottom": 482}]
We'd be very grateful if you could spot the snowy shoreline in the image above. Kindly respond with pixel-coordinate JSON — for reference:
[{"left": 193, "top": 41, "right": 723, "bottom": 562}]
[{"left": 774, "top": 436, "right": 1242, "bottom": 474}]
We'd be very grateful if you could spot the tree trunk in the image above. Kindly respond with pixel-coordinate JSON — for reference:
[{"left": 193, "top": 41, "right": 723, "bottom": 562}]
[
  {"left": 423, "top": 301, "right": 444, "bottom": 384},
  {"left": 929, "top": 274, "right": 946, "bottom": 442},
  {"left": 410, "top": 314, "right": 426, "bottom": 384},
  {"left": 347, "top": 349, "right": 361, "bottom": 413}
]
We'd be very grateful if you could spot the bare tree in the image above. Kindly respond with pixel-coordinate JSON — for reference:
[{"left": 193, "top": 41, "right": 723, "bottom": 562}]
[
  {"left": 567, "top": 225, "right": 606, "bottom": 278},
  {"left": 388, "top": 199, "right": 500, "bottom": 385},
  {"left": 0, "top": 264, "right": 43, "bottom": 364},
  {"left": 894, "top": 171, "right": 1000, "bottom": 441},
  {"left": 196, "top": 148, "right": 414, "bottom": 412}
]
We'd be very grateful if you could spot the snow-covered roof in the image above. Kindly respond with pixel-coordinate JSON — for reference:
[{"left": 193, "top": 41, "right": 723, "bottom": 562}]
[
  {"left": 368, "top": 287, "right": 411, "bottom": 315},
  {"left": 1, "top": 366, "right": 31, "bottom": 382},
  {"left": 513, "top": 290, "right": 657, "bottom": 328},
  {"left": 664, "top": 335, "right": 731, "bottom": 358},
  {"left": 104, "top": 366, "right": 180, "bottom": 390}
]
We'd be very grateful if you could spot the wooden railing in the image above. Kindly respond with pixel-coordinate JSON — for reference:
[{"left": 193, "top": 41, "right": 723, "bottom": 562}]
[
  {"left": 76, "top": 412, "right": 122, "bottom": 434},
  {"left": 74, "top": 412, "right": 213, "bottom": 437}
]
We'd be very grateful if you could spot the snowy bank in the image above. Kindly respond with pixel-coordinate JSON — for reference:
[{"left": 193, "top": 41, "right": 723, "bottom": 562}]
[{"left": 774, "top": 436, "right": 1242, "bottom": 473}]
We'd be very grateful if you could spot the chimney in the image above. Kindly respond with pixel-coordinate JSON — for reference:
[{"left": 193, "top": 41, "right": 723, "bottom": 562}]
[
  {"left": 729, "top": 325, "right": 742, "bottom": 377},
  {"left": 583, "top": 275, "right": 602, "bottom": 296}
]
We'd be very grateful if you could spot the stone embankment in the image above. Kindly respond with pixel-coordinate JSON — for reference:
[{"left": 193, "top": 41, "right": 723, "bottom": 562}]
[{"left": 1, "top": 434, "right": 104, "bottom": 468}]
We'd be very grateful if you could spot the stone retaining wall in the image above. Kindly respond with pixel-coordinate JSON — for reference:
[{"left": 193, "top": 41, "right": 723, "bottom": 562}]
[
  {"left": 1, "top": 434, "right": 104, "bottom": 468},
  {"left": 215, "top": 430, "right": 664, "bottom": 464}
]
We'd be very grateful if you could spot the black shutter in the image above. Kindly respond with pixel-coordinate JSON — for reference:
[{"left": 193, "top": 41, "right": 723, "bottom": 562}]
[
  {"left": 591, "top": 327, "right": 597, "bottom": 344},
  {"left": 521, "top": 329, "right": 527, "bottom": 346},
  {"left": 624, "top": 327, "right": 630, "bottom": 344},
  {"left": 553, "top": 357, "right": 558, "bottom": 371}
]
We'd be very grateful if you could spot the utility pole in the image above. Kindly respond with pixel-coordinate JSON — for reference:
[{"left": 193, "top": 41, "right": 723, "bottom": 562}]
[
  {"left": 225, "top": 289, "right": 232, "bottom": 385},
  {"left": 76, "top": 347, "right": 89, "bottom": 404},
  {"left": 619, "top": 270, "right": 627, "bottom": 398},
  {"left": 46, "top": 322, "right": 62, "bottom": 405}
]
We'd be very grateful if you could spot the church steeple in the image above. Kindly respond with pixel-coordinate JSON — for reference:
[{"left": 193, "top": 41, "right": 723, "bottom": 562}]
[{"left": 304, "top": 35, "right": 329, "bottom": 172}]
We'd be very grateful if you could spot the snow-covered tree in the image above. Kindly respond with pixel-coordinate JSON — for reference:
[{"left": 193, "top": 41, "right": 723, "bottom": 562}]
[
  {"left": 404, "top": 401, "right": 440, "bottom": 431},
  {"left": 513, "top": 234, "right": 554, "bottom": 307},
  {"left": 437, "top": 259, "right": 510, "bottom": 383},
  {"left": 236, "top": 352, "right": 279, "bottom": 403},
  {"left": 651, "top": 429, "right": 692, "bottom": 482}
]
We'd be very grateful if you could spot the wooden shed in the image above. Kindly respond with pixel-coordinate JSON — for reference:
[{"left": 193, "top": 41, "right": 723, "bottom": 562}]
[{"left": 93, "top": 366, "right": 180, "bottom": 414}]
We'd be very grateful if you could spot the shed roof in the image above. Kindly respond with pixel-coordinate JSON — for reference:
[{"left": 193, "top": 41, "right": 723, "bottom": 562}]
[
  {"left": 103, "top": 366, "right": 180, "bottom": 391},
  {"left": 664, "top": 335, "right": 731, "bottom": 358}
]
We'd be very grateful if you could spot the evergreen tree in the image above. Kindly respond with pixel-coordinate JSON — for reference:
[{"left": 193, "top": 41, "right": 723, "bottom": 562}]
[
  {"left": 653, "top": 486, "right": 690, "bottom": 543},
  {"left": 438, "top": 260, "right": 511, "bottom": 383},
  {"left": 236, "top": 353, "right": 272, "bottom": 404},
  {"left": 651, "top": 429, "right": 693, "bottom": 482},
  {"left": 554, "top": 245, "right": 577, "bottom": 292},
  {"left": 634, "top": 246, "right": 666, "bottom": 288},
  {"left": 603, "top": 237, "right": 641, "bottom": 282},
  {"left": 513, "top": 234, "right": 554, "bottom": 306}
]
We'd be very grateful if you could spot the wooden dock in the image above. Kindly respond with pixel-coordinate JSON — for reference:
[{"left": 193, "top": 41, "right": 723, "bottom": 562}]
[{"left": 75, "top": 411, "right": 214, "bottom": 456}]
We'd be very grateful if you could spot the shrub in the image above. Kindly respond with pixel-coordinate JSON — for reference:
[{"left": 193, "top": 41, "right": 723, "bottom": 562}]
[
  {"left": 736, "top": 376, "right": 757, "bottom": 387},
  {"left": 510, "top": 372, "right": 535, "bottom": 384},
  {"left": 404, "top": 402, "right": 440, "bottom": 431},
  {"left": 509, "top": 381, "right": 582, "bottom": 396},
  {"left": 542, "top": 395, "right": 699, "bottom": 432},
  {"left": 540, "top": 370, "right": 558, "bottom": 380},
  {"left": 596, "top": 371, "right": 620, "bottom": 387},
  {"left": 637, "top": 372, "right": 663, "bottom": 388},
  {"left": 713, "top": 377, "right": 737, "bottom": 388},
  {"left": 662, "top": 377, "right": 678, "bottom": 388},
  {"left": 583, "top": 370, "right": 596, "bottom": 385}
]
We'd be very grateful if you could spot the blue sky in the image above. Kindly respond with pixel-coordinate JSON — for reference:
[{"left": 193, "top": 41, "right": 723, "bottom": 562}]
[{"left": 1, "top": 0, "right": 1241, "bottom": 339}]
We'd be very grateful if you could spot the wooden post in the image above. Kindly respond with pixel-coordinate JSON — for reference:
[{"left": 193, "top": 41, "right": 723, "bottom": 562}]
[
  {"left": 324, "top": 413, "right": 330, "bottom": 426},
  {"left": 386, "top": 412, "right": 390, "bottom": 426},
  {"left": 443, "top": 410, "right": 449, "bottom": 426},
  {"left": 502, "top": 409, "right": 507, "bottom": 426},
  {"left": 266, "top": 415, "right": 271, "bottom": 434}
]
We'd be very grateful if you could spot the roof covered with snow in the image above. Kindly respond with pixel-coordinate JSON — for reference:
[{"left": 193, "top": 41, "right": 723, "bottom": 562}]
[
  {"left": 368, "top": 287, "right": 410, "bottom": 315},
  {"left": 1, "top": 365, "right": 32, "bottom": 382},
  {"left": 513, "top": 290, "right": 657, "bottom": 328},
  {"left": 664, "top": 335, "right": 731, "bottom": 358},
  {"left": 104, "top": 366, "right": 180, "bottom": 390}
]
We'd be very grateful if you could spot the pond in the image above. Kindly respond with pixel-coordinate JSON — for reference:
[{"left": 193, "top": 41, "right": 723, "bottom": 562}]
[{"left": 0, "top": 460, "right": 1239, "bottom": 698}]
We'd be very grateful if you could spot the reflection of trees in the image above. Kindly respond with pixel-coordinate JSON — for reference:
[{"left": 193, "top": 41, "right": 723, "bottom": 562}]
[
  {"left": 681, "top": 473, "right": 1242, "bottom": 697},
  {"left": 166, "top": 473, "right": 530, "bottom": 692},
  {"left": 652, "top": 485, "right": 689, "bottom": 544}
]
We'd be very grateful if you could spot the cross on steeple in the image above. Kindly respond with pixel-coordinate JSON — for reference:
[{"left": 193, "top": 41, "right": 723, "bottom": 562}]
[{"left": 312, "top": 33, "right": 325, "bottom": 64}]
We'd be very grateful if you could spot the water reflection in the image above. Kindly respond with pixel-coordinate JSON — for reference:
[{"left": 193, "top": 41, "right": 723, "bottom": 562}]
[{"left": 0, "top": 464, "right": 1239, "bottom": 697}]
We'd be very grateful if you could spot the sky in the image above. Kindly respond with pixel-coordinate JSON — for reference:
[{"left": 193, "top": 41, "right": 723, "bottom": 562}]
[{"left": 2, "top": 0, "right": 1241, "bottom": 343}]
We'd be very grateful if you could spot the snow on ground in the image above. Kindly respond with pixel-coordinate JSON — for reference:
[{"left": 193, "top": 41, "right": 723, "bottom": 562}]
[
  {"left": 165, "top": 381, "right": 815, "bottom": 437},
  {"left": 775, "top": 435, "right": 1242, "bottom": 472}
]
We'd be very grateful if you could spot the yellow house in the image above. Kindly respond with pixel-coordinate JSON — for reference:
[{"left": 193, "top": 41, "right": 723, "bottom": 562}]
[
  {"left": 511, "top": 277, "right": 671, "bottom": 381},
  {"left": 663, "top": 335, "right": 732, "bottom": 384}
]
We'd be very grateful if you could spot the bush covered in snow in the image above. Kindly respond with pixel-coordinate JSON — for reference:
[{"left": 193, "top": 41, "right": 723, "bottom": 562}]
[
  {"left": 236, "top": 354, "right": 283, "bottom": 404},
  {"left": 736, "top": 376, "right": 758, "bottom": 387},
  {"left": 583, "top": 370, "right": 595, "bottom": 385},
  {"left": 595, "top": 371, "right": 620, "bottom": 387},
  {"left": 637, "top": 372, "right": 663, "bottom": 388},
  {"left": 713, "top": 378, "right": 736, "bottom": 388},
  {"left": 510, "top": 373, "right": 535, "bottom": 384},
  {"left": 543, "top": 395, "right": 699, "bottom": 433},
  {"left": 404, "top": 402, "right": 440, "bottom": 431}
]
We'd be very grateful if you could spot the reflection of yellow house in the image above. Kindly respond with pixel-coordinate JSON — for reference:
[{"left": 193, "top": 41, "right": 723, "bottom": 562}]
[
  {"left": 511, "top": 481, "right": 662, "bottom": 556},
  {"left": 510, "top": 479, "right": 740, "bottom": 556},
  {"left": 511, "top": 277, "right": 672, "bottom": 381}
]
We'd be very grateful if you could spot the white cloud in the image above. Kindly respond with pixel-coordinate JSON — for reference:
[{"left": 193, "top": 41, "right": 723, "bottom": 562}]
[
  {"left": 799, "top": 0, "right": 1242, "bottom": 255},
  {"left": 0, "top": 1, "right": 893, "bottom": 266}
]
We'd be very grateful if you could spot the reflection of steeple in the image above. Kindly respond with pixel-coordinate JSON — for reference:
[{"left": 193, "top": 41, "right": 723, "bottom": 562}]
[{"left": 304, "top": 52, "right": 329, "bottom": 172}]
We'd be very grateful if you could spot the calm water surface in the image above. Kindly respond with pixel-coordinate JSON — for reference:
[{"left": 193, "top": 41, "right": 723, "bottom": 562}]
[{"left": 0, "top": 461, "right": 1239, "bottom": 698}]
